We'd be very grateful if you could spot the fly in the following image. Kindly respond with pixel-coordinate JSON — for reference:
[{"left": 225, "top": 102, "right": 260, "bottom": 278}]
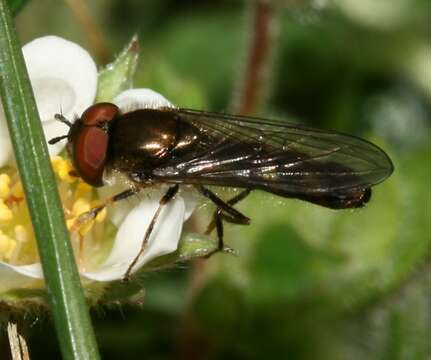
[{"left": 49, "top": 103, "right": 394, "bottom": 279}]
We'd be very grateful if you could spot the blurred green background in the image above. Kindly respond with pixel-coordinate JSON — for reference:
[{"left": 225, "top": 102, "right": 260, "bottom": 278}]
[{"left": 10, "top": 0, "right": 431, "bottom": 358}]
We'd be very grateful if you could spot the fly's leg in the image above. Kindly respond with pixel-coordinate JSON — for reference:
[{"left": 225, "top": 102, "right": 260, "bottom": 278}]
[
  {"left": 71, "top": 188, "right": 137, "bottom": 232},
  {"left": 205, "top": 189, "right": 251, "bottom": 235},
  {"left": 214, "top": 215, "right": 224, "bottom": 252},
  {"left": 70, "top": 188, "right": 138, "bottom": 266},
  {"left": 123, "top": 185, "right": 179, "bottom": 281},
  {"left": 198, "top": 186, "right": 251, "bottom": 255},
  {"left": 198, "top": 186, "right": 250, "bottom": 224}
]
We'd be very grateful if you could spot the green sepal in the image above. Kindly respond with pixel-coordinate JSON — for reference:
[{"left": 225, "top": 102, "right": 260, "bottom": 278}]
[
  {"left": 96, "top": 34, "right": 139, "bottom": 102},
  {"left": 143, "top": 232, "right": 219, "bottom": 271},
  {"left": 98, "top": 232, "right": 219, "bottom": 304}
]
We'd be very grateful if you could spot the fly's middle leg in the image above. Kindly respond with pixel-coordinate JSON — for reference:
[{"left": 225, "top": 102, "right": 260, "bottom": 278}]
[
  {"left": 199, "top": 186, "right": 251, "bottom": 255},
  {"left": 205, "top": 188, "right": 251, "bottom": 236}
]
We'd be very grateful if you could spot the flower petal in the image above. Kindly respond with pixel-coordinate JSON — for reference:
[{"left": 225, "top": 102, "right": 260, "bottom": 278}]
[
  {"left": 22, "top": 36, "right": 98, "bottom": 122},
  {"left": 180, "top": 187, "right": 199, "bottom": 221},
  {"left": 82, "top": 190, "right": 185, "bottom": 281},
  {"left": 0, "top": 262, "right": 43, "bottom": 292},
  {"left": 22, "top": 36, "right": 98, "bottom": 155},
  {"left": 0, "top": 36, "right": 98, "bottom": 161},
  {"left": 113, "top": 88, "right": 174, "bottom": 112}
]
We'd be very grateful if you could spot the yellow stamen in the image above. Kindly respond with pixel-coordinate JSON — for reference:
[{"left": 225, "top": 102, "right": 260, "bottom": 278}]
[
  {"left": 5, "top": 239, "right": 17, "bottom": 260},
  {"left": 50, "top": 155, "right": 62, "bottom": 168},
  {"left": 75, "top": 181, "right": 92, "bottom": 198},
  {"left": 72, "top": 198, "right": 98, "bottom": 236},
  {"left": 0, "top": 200, "right": 13, "bottom": 223},
  {"left": 79, "top": 221, "right": 94, "bottom": 236},
  {"left": 0, "top": 174, "right": 11, "bottom": 199},
  {"left": 0, "top": 231, "right": 10, "bottom": 254},
  {"left": 66, "top": 218, "right": 77, "bottom": 231},
  {"left": 67, "top": 215, "right": 95, "bottom": 237},
  {"left": 0, "top": 230, "right": 17, "bottom": 261},
  {"left": 95, "top": 207, "right": 107, "bottom": 223},
  {"left": 72, "top": 198, "right": 91, "bottom": 217},
  {"left": 0, "top": 155, "right": 113, "bottom": 271},
  {"left": 11, "top": 182, "right": 23, "bottom": 198},
  {"left": 8, "top": 225, "right": 29, "bottom": 264},
  {"left": 90, "top": 200, "right": 107, "bottom": 223},
  {"left": 14, "top": 225, "right": 28, "bottom": 243},
  {"left": 57, "top": 159, "right": 76, "bottom": 183}
]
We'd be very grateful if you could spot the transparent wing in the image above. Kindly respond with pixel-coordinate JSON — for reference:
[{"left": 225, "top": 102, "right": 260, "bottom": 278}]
[{"left": 154, "top": 109, "right": 393, "bottom": 196}]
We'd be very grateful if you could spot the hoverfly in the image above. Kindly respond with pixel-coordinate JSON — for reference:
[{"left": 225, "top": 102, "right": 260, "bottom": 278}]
[{"left": 49, "top": 103, "right": 393, "bottom": 279}]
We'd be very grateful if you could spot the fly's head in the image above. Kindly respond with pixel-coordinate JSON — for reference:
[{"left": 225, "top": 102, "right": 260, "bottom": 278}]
[{"left": 49, "top": 102, "right": 119, "bottom": 187}]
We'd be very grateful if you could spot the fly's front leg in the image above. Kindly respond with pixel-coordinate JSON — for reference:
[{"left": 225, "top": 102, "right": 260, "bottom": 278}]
[
  {"left": 198, "top": 186, "right": 251, "bottom": 255},
  {"left": 71, "top": 188, "right": 138, "bottom": 232},
  {"left": 123, "top": 184, "right": 179, "bottom": 281},
  {"left": 69, "top": 188, "right": 139, "bottom": 265}
]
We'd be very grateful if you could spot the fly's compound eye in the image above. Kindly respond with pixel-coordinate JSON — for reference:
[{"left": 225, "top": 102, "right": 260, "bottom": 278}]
[
  {"left": 70, "top": 103, "right": 119, "bottom": 187},
  {"left": 81, "top": 102, "right": 119, "bottom": 127}
]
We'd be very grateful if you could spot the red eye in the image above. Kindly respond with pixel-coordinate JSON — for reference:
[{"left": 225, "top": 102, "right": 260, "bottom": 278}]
[
  {"left": 69, "top": 103, "right": 119, "bottom": 187},
  {"left": 81, "top": 102, "right": 119, "bottom": 126}
]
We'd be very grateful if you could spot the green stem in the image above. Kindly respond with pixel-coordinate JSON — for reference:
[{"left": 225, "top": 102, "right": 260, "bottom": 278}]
[
  {"left": 7, "top": 0, "right": 28, "bottom": 14},
  {"left": 0, "top": 2, "right": 100, "bottom": 359}
]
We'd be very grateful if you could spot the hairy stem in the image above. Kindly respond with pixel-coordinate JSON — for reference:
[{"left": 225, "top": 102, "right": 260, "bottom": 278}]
[{"left": 232, "top": 0, "right": 280, "bottom": 115}]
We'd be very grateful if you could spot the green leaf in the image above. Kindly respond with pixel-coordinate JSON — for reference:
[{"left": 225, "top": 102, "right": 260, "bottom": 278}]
[
  {"left": 0, "top": 2, "right": 99, "bottom": 359},
  {"left": 96, "top": 35, "right": 139, "bottom": 102}
]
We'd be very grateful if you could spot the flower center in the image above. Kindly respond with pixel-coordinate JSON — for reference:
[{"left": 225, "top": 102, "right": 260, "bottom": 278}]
[{"left": 0, "top": 156, "right": 111, "bottom": 272}]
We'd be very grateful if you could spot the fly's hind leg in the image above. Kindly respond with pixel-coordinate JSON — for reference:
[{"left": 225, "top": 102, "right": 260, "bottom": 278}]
[
  {"left": 205, "top": 188, "right": 251, "bottom": 236},
  {"left": 199, "top": 186, "right": 251, "bottom": 255},
  {"left": 123, "top": 184, "right": 179, "bottom": 281}
]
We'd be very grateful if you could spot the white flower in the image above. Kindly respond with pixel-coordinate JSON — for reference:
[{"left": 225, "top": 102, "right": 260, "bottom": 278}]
[
  {"left": 0, "top": 36, "right": 196, "bottom": 291},
  {"left": 0, "top": 36, "right": 98, "bottom": 162}
]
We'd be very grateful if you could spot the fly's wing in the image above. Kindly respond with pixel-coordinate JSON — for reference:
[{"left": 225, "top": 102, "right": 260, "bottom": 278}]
[{"left": 154, "top": 109, "right": 393, "bottom": 199}]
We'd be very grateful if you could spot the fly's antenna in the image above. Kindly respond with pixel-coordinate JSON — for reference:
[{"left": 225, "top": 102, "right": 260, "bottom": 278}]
[
  {"left": 54, "top": 113, "right": 73, "bottom": 127},
  {"left": 48, "top": 135, "right": 69, "bottom": 145},
  {"left": 49, "top": 106, "right": 72, "bottom": 144}
]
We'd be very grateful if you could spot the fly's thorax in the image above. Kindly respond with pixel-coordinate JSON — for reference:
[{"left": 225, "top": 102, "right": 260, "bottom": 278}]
[
  {"left": 107, "top": 109, "right": 177, "bottom": 169},
  {"left": 106, "top": 108, "right": 201, "bottom": 184}
]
